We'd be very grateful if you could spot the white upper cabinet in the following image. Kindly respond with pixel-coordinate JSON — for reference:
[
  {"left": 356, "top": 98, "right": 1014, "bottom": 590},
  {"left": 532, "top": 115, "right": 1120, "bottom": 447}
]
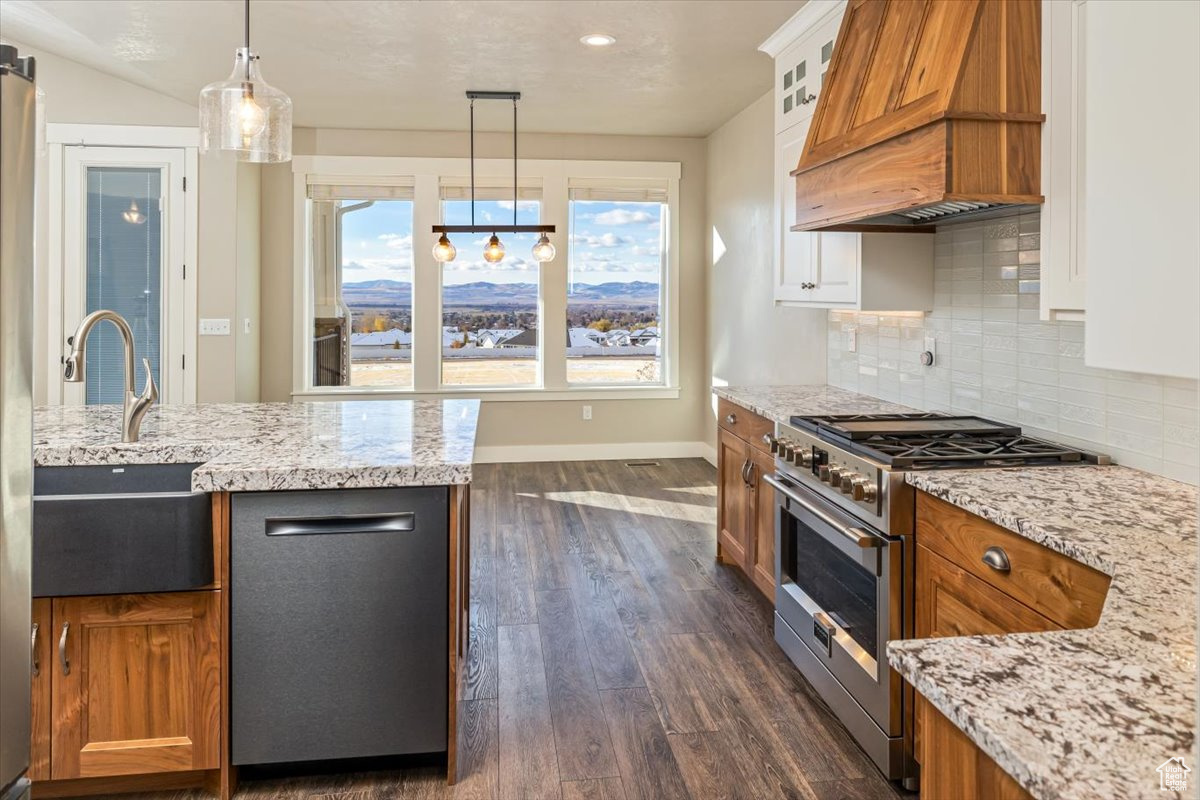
[
  {"left": 1039, "top": 0, "right": 1089, "bottom": 321},
  {"left": 763, "top": 0, "right": 933, "bottom": 311},
  {"left": 769, "top": 8, "right": 842, "bottom": 134},
  {"left": 1081, "top": 0, "right": 1199, "bottom": 379}
]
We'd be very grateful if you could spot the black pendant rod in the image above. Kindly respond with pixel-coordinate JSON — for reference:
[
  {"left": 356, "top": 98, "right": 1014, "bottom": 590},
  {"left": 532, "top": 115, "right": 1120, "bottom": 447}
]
[{"left": 244, "top": 0, "right": 250, "bottom": 79}]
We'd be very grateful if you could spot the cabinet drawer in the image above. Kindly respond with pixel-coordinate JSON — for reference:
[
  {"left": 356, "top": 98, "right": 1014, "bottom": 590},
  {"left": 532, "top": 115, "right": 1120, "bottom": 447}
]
[
  {"left": 916, "top": 493, "right": 1110, "bottom": 630},
  {"left": 717, "top": 398, "right": 774, "bottom": 453}
]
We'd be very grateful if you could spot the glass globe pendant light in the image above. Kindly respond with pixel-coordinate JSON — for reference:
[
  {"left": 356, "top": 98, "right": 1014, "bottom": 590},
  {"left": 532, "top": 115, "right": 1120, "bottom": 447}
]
[
  {"left": 199, "top": 0, "right": 292, "bottom": 163},
  {"left": 531, "top": 233, "right": 556, "bottom": 263},
  {"left": 482, "top": 235, "right": 506, "bottom": 263},
  {"left": 432, "top": 234, "right": 457, "bottom": 263}
]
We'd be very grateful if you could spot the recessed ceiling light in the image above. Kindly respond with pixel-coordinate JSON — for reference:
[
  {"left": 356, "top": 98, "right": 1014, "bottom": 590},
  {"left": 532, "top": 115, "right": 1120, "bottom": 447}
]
[{"left": 580, "top": 33, "right": 616, "bottom": 47}]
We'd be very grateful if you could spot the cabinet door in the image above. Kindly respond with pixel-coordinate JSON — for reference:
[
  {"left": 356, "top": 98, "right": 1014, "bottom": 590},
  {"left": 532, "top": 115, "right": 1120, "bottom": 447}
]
[
  {"left": 748, "top": 447, "right": 778, "bottom": 600},
  {"left": 1040, "top": 0, "right": 1089, "bottom": 320},
  {"left": 30, "top": 598, "right": 51, "bottom": 781},
  {"left": 1082, "top": 0, "right": 1199, "bottom": 378},
  {"left": 812, "top": 231, "right": 860, "bottom": 305},
  {"left": 775, "top": 39, "right": 820, "bottom": 133},
  {"left": 51, "top": 592, "right": 220, "bottom": 779},
  {"left": 717, "top": 429, "right": 752, "bottom": 570},
  {"left": 916, "top": 546, "right": 1060, "bottom": 639},
  {"left": 775, "top": 119, "right": 817, "bottom": 303}
]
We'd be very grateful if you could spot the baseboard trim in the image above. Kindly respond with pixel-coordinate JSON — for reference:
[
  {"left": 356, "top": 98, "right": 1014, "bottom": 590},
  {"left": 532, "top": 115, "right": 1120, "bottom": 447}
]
[{"left": 474, "top": 441, "right": 712, "bottom": 465}]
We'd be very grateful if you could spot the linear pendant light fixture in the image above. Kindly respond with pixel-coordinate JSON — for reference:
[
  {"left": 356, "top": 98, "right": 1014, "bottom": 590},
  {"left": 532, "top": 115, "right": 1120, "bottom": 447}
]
[
  {"left": 199, "top": 0, "right": 292, "bottom": 163},
  {"left": 432, "top": 91, "right": 556, "bottom": 264}
]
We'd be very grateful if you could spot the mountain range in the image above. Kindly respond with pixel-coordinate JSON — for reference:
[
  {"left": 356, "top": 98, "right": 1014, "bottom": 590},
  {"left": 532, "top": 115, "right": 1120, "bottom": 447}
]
[{"left": 342, "top": 280, "right": 659, "bottom": 307}]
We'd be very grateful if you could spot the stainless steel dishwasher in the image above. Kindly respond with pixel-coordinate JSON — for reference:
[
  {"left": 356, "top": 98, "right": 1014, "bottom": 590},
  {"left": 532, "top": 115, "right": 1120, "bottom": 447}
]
[{"left": 231, "top": 487, "right": 448, "bottom": 766}]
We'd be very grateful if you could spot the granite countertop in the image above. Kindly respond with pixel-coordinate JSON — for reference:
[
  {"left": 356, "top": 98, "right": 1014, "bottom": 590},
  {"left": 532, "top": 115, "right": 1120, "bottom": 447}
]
[
  {"left": 33, "top": 400, "right": 481, "bottom": 492},
  {"left": 890, "top": 466, "right": 1198, "bottom": 800},
  {"left": 713, "top": 384, "right": 914, "bottom": 423}
]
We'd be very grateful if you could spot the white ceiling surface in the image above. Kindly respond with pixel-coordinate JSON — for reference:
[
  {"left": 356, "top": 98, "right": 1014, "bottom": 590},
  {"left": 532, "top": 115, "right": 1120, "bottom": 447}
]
[{"left": 3, "top": 0, "right": 803, "bottom": 137}]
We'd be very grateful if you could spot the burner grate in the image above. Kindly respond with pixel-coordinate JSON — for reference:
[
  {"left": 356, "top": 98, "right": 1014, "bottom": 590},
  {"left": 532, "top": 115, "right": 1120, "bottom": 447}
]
[{"left": 854, "top": 432, "right": 1088, "bottom": 468}]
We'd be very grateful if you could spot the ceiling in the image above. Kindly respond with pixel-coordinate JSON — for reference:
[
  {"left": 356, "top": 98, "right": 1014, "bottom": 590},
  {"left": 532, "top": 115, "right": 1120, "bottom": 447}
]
[{"left": 2, "top": 0, "right": 803, "bottom": 137}]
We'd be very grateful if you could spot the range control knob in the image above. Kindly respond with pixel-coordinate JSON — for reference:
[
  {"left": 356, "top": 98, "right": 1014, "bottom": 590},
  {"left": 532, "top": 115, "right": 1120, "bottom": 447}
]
[
  {"left": 828, "top": 465, "right": 844, "bottom": 484},
  {"left": 764, "top": 434, "right": 778, "bottom": 454},
  {"left": 779, "top": 440, "right": 794, "bottom": 460},
  {"left": 817, "top": 464, "right": 831, "bottom": 482},
  {"left": 796, "top": 448, "right": 814, "bottom": 468},
  {"left": 839, "top": 473, "right": 859, "bottom": 494},
  {"left": 851, "top": 476, "right": 878, "bottom": 503}
]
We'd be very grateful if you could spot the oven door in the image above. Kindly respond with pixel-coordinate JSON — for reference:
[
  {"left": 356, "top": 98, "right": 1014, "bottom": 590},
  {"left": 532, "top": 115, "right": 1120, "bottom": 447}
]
[{"left": 766, "top": 472, "right": 901, "bottom": 735}]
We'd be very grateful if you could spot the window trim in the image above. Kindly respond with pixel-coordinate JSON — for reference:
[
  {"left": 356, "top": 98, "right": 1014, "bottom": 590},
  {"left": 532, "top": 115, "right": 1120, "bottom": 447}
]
[{"left": 291, "top": 155, "right": 681, "bottom": 400}]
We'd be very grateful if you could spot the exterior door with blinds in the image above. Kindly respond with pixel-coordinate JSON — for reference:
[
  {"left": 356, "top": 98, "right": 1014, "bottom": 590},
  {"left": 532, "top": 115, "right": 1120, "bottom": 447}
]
[{"left": 62, "top": 147, "right": 188, "bottom": 405}]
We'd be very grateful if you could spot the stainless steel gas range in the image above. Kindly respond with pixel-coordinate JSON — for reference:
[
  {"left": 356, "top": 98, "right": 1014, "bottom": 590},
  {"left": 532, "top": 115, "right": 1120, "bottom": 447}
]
[{"left": 765, "top": 413, "right": 1107, "bottom": 789}]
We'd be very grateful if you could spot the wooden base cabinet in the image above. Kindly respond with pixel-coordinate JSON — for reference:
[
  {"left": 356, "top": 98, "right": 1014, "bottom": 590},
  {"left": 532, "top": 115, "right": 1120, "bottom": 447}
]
[
  {"left": 30, "top": 591, "right": 220, "bottom": 788},
  {"left": 716, "top": 399, "right": 777, "bottom": 599},
  {"left": 912, "top": 491, "right": 1110, "bottom": 799}
]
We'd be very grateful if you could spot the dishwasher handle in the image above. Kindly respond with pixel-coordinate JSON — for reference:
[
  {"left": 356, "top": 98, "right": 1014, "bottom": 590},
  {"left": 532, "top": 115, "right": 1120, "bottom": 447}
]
[{"left": 265, "top": 512, "right": 416, "bottom": 537}]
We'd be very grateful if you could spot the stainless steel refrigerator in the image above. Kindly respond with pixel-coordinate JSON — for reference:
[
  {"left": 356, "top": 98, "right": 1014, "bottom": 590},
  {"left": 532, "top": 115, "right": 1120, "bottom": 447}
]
[{"left": 0, "top": 43, "right": 36, "bottom": 800}]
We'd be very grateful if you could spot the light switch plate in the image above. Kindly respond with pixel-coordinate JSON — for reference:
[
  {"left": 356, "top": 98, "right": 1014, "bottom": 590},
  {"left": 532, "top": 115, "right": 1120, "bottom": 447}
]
[
  {"left": 199, "top": 318, "right": 231, "bottom": 336},
  {"left": 847, "top": 327, "right": 857, "bottom": 353}
]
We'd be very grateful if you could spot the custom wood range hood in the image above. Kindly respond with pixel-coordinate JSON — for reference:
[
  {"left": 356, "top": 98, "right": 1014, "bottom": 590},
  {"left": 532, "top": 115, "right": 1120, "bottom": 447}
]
[{"left": 792, "top": 0, "right": 1043, "bottom": 231}]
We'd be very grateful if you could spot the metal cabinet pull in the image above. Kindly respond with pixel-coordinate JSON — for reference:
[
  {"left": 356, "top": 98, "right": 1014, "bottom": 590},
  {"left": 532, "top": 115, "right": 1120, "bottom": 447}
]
[
  {"left": 982, "top": 546, "right": 1011, "bottom": 573},
  {"left": 59, "top": 622, "right": 70, "bottom": 676},
  {"left": 31, "top": 623, "right": 39, "bottom": 677},
  {"left": 740, "top": 458, "right": 752, "bottom": 487},
  {"left": 725, "top": 413, "right": 737, "bottom": 425}
]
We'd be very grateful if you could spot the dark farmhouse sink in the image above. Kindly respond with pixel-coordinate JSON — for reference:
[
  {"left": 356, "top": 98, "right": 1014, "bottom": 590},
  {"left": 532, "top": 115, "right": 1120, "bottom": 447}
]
[{"left": 33, "top": 463, "right": 213, "bottom": 597}]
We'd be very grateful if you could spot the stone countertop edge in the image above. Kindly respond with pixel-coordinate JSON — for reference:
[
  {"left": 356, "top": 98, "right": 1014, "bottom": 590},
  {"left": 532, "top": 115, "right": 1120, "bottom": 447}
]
[
  {"left": 32, "top": 399, "right": 481, "bottom": 492},
  {"left": 890, "top": 466, "right": 1198, "bottom": 800},
  {"left": 712, "top": 384, "right": 916, "bottom": 424}
]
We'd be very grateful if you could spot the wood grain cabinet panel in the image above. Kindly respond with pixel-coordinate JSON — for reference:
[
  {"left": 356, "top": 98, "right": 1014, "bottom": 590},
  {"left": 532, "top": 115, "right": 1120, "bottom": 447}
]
[
  {"left": 916, "top": 493, "right": 1109, "bottom": 629},
  {"left": 749, "top": 447, "right": 779, "bottom": 598},
  {"left": 717, "top": 428, "right": 752, "bottom": 572},
  {"left": 50, "top": 591, "right": 220, "bottom": 780},
  {"left": 31, "top": 598, "right": 52, "bottom": 781}
]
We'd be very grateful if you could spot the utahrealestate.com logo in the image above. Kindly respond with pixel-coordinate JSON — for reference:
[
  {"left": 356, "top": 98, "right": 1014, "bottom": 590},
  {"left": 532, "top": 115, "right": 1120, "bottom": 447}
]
[{"left": 1157, "top": 757, "right": 1190, "bottom": 791}]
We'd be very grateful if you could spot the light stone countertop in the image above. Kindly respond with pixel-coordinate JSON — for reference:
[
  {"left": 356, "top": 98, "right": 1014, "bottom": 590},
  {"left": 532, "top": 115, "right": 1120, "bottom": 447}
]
[
  {"left": 713, "top": 384, "right": 914, "bottom": 424},
  {"left": 33, "top": 400, "right": 480, "bottom": 492},
  {"left": 891, "top": 466, "right": 1198, "bottom": 800}
]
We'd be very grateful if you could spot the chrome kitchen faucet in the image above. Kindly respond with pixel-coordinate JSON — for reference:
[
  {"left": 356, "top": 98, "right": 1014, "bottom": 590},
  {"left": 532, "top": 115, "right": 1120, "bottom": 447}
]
[{"left": 63, "top": 309, "right": 158, "bottom": 443}]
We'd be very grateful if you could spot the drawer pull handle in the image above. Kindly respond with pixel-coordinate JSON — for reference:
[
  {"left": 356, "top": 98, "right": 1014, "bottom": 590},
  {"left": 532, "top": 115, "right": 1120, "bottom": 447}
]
[
  {"left": 265, "top": 512, "right": 415, "bottom": 537},
  {"left": 59, "top": 622, "right": 70, "bottom": 676},
  {"left": 31, "top": 623, "right": 39, "bottom": 677},
  {"left": 982, "top": 546, "right": 1011, "bottom": 573},
  {"left": 725, "top": 413, "right": 737, "bottom": 425}
]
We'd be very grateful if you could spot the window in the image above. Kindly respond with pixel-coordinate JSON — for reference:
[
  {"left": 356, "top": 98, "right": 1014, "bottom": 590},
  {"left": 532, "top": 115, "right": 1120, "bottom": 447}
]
[
  {"left": 296, "top": 157, "right": 679, "bottom": 398},
  {"left": 308, "top": 183, "right": 414, "bottom": 388},
  {"left": 567, "top": 183, "right": 666, "bottom": 384},
  {"left": 439, "top": 184, "right": 542, "bottom": 387}
]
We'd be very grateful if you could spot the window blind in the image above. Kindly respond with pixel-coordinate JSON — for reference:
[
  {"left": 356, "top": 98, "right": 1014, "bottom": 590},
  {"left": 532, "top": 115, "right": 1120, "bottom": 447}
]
[
  {"left": 439, "top": 177, "right": 541, "bottom": 201},
  {"left": 568, "top": 178, "right": 668, "bottom": 203},
  {"left": 307, "top": 180, "right": 415, "bottom": 201}
]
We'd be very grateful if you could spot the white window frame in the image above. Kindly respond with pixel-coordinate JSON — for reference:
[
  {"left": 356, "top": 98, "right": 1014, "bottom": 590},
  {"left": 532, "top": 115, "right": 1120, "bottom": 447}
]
[
  {"left": 291, "top": 155, "right": 681, "bottom": 401},
  {"left": 42, "top": 124, "right": 199, "bottom": 405}
]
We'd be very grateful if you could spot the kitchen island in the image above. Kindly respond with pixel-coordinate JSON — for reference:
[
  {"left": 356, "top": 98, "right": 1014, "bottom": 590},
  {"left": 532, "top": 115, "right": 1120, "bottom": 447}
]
[{"left": 31, "top": 399, "right": 479, "bottom": 799}]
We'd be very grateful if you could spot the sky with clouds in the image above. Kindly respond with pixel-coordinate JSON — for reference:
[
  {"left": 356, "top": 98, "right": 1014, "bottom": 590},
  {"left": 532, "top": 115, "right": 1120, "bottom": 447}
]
[{"left": 339, "top": 198, "right": 663, "bottom": 290}]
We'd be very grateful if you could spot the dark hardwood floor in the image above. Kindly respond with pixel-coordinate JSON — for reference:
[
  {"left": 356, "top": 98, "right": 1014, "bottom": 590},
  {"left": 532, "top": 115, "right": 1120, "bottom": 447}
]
[{"left": 104, "top": 459, "right": 906, "bottom": 800}]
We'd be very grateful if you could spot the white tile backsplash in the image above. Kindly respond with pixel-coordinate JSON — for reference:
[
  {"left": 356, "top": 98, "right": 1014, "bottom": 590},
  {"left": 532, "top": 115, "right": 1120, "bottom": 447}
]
[{"left": 827, "top": 210, "right": 1200, "bottom": 484}]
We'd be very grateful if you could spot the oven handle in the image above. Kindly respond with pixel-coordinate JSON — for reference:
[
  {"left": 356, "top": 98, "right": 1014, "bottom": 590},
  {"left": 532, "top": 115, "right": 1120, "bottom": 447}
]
[{"left": 763, "top": 473, "right": 883, "bottom": 549}]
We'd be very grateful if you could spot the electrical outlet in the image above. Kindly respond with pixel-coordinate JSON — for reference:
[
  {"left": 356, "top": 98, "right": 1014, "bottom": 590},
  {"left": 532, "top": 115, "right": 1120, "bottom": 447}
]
[
  {"left": 847, "top": 327, "right": 858, "bottom": 353},
  {"left": 921, "top": 335, "right": 937, "bottom": 366},
  {"left": 243, "top": 318, "right": 252, "bottom": 334},
  {"left": 199, "top": 318, "right": 231, "bottom": 336},
  {"left": 582, "top": 405, "right": 593, "bottom": 421}
]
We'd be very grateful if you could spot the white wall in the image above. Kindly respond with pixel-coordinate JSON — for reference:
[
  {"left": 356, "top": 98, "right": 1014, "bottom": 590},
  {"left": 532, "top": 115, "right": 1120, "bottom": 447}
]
[
  {"left": 13, "top": 40, "right": 260, "bottom": 403},
  {"left": 705, "top": 91, "right": 827, "bottom": 440},
  {"left": 827, "top": 212, "right": 1200, "bottom": 484}
]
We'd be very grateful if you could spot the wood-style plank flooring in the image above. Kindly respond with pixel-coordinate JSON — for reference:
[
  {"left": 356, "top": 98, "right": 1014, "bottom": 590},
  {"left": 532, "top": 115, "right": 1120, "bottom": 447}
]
[{"left": 104, "top": 459, "right": 907, "bottom": 800}]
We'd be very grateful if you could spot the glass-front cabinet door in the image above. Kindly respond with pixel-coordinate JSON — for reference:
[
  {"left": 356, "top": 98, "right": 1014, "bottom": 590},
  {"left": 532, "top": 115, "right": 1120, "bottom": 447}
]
[{"left": 62, "top": 147, "right": 188, "bottom": 405}]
